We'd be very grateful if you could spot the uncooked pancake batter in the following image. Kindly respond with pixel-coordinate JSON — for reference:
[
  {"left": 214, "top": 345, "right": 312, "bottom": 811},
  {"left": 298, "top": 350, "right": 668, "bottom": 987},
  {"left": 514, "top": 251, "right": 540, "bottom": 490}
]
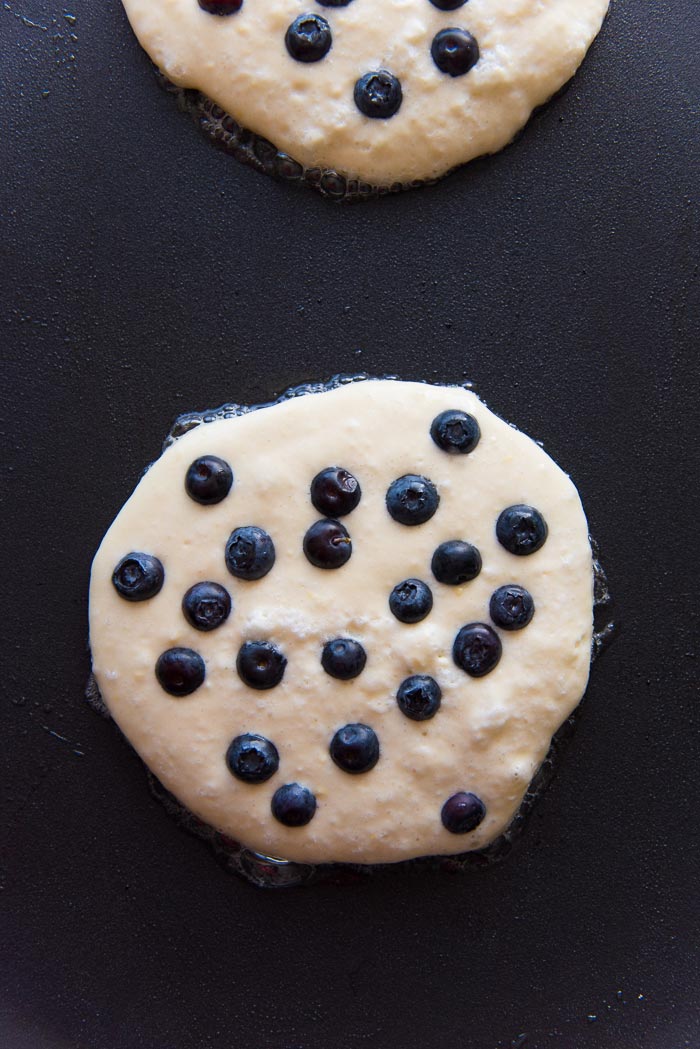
[
  {"left": 120, "top": 0, "right": 610, "bottom": 185},
  {"left": 89, "top": 379, "right": 593, "bottom": 864}
]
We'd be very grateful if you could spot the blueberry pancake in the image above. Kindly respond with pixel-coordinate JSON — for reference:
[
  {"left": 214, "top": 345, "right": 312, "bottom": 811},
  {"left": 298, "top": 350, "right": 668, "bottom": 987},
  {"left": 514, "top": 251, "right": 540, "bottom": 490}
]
[
  {"left": 120, "top": 0, "right": 610, "bottom": 194},
  {"left": 89, "top": 379, "right": 594, "bottom": 866}
]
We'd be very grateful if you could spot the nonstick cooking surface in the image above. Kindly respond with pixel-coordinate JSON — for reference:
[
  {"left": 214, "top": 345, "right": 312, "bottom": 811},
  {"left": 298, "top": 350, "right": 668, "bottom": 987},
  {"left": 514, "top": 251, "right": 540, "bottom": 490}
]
[{"left": 2, "top": 1, "right": 699, "bottom": 1047}]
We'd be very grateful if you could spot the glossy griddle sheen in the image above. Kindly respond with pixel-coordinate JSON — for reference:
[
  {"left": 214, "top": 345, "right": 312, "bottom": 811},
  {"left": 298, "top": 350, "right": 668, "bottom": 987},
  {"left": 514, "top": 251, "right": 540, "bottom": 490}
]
[{"left": 1, "top": 1, "right": 699, "bottom": 1047}]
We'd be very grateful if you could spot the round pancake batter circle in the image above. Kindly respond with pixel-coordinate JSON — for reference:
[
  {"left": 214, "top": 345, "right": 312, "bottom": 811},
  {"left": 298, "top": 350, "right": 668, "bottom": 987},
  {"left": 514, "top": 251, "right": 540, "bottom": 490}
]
[{"left": 89, "top": 380, "right": 593, "bottom": 865}]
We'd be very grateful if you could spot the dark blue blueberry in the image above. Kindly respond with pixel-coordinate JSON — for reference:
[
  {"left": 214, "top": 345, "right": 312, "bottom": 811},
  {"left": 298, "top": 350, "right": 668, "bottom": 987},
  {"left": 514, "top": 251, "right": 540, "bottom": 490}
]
[
  {"left": 354, "top": 71, "right": 403, "bottom": 119},
  {"left": 155, "top": 647, "right": 205, "bottom": 696},
  {"left": 489, "top": 584, "right": 535, "bottom": 631},
  {"left": 496, "top": 504, "right": 548, "bottom": 556},
  {"left": 431, "top": 29, "right": 480, "bottom": 77},
  {"left": 182, "top": 581, "right": 231, "bottom": 631},
  {"left": 428, "top": 0, "right": 467, "bottom": 9},
  {"left": 226, "top": 733, "right": 279, "bottom": 783},
  {"left": 236, "top": 640, "right": 286, "bottom": 690},
  {"left": 396, "top": 675, "right": 442, "bottom": 721},
  {"left": 386, "top": 474, "right": 439, "bottom": 526},
  {"left": 198, "top": 0, "right": 242, "bottom": 13},
  {"left": 452, "top": 623, "right": 502, "bottom": 677},
  {"left": 316, "top": 0, "right": 353, "bottom": 4},
  {"left": 271, "top": 783, "right": 317, "bottom": 826},
  {"left": 185, "top": 455, "right": 233, "bottom": 505},
  {"left": 112, "top": 552, "right": 164, "bottom": 602},
  {"left": 303, "top": 519, "right": 352, "bottom": 569},
  {"left": 330, "top": 723, "right": 380, "bottom": 774},
  {"left": 389, "top": 578, "right": 433, "bottom": 624},
  {"left": 430, "top": 409, "right": 480, "bottom": 454},
  {"left": 321, "top": 638, "right": 367, "bottom": 680},
  {"left": 225, "top": 526, "right": 275, "bottom": 580},
  {"left": 441, "top": 792, "right": 486, "bottom": 834},
  {"left": 285, "top": 14, "right": 332, "bottom": 62},
  {"left": 311, "top": 466, "right": 361, "bottom": 517},
  {"left": 431, "top": 540, "right": 481, "bottom": 585}
]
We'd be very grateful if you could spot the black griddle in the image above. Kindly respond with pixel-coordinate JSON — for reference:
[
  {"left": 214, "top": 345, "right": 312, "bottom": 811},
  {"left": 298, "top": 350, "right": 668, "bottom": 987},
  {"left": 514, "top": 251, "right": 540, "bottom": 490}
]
[{"left": 2, "top": 1, "right": 699, "bottom": 1047}]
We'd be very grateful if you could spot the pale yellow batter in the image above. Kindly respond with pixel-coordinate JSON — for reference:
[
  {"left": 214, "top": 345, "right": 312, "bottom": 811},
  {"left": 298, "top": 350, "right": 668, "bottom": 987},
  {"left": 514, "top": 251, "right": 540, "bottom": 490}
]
[
  {"left": 89, "top": 380, "right": 593, "bottom": 864},
  {"left": 120, "top": 0, "right": 609, "bottom": 184}
]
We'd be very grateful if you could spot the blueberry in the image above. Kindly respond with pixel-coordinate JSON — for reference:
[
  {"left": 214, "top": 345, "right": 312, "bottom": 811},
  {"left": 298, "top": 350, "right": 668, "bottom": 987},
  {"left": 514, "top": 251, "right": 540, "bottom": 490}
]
[
  {"left": 490, "top": 584, "right": 535, "bottom": 631},
  {"left": 354, "top": 71, "right": 403, "bottom": 119},
  {"left": 431, "top": 540, "right": 482, "bottom": 585},
  {"left": 386, "top": 474, "right": 439, "bottom": 526},
  {"left": 155, "top": 647, "right": 205, "bottom": 696},
  {"left": 431, "top": 29, "right": 480, "bottom": 77},
  {"left": 452, "top": 623, "right": 502, "bottom": 677},
  {"left": 285, "top": 14, "right": 332, "bottom": 63},
  {"left": 303, "top": 519, "right": 352, "bottom": 569},
  {"left": 396, "top": 675, "right": 442, "bottom": 721},
  {"left": 225, "top": 734, "right": 279, "bottom": 783},
  {"left": 330, "top": 723, "right": 380, "bottom": 774},
  {"left": 321, "top": 638, "right": 367, "bottom": 680},
  {"left": 430, "top": 409, "right": 480, "bottom": 454},
  {"left": 428, "top": 0, "right": 467, "bottom": 9},
  {"left": 225, "top": 526, "right": 275, "bottom": 580},
  {"left": 441, "top": 792, "right": 486, "bottom": 834},
  {"left": 496, "top": 505, "right": 548, "bottom": 556},
  {"left": 185, "top": 455, "right": 233, "bottom": 505},
  {"left": 271, "top": 783, "right": 317, "bottom": 827},
  {"left": 316, "top": 0, "right": 354, "bottom": 5},
  {"left": 182, "top": 581, "right": 231, "bottom": 631},
  {"left": 112, "top": 552, "right": 164, "bottom": 602},
  {"left": 389, "top": 578, "right": 433, "bottom": 623},
  {"left": 236, "top": 640, "right": 286, "bottom": 690},
  {"left": 310, "top": 466, "right": 361, "bottom": 517},
  {"left": 198, "top": 0, "right": 242, "bottom": 12}
]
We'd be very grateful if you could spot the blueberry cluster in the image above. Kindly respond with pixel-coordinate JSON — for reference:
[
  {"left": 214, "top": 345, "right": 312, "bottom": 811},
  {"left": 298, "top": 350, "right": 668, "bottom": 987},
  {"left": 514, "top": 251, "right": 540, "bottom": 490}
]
[
  {"left": 221, "top": 716, "right": 485, "bottom": 833},
  {"left": 304, "top": 464, "right": 361, "bottom": 567},
  {"left": 195, "top": 0, "right": 480, "bottom": 119},
  {"left": 223, "top": 720, "right": 486, "bottom": 834},
  {"left": 383, "top": 413, "right": 544, "bottom": 674},
  {"left": 110, "top": 408, "right": 548, "bottom": 837}
]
